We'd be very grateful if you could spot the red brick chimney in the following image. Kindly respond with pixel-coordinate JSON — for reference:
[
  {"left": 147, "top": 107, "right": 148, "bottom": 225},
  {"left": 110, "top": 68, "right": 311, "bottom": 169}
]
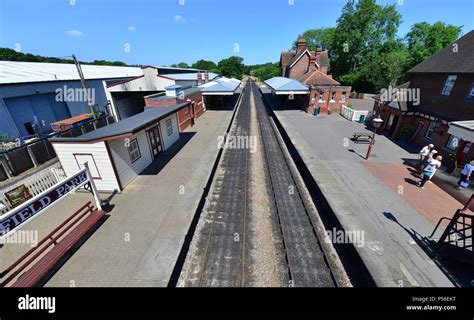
[
  {"left": 296, "top": 38, "right": 307, "bottom": 52},
  {"left": 204, "top": 71, "right": 209, "bottom": 83},
  {"left": 197, "top": 72, "right": 203, "bottom": 85}
]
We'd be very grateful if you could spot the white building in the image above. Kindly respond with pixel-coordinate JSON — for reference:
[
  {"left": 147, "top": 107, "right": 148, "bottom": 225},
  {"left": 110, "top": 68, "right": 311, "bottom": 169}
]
[
  {"left": 51, "top": 103, "right": 188, "bottom": 192},
  {"left": 105, "top": 66, "right": 218, "bottom": 120}
]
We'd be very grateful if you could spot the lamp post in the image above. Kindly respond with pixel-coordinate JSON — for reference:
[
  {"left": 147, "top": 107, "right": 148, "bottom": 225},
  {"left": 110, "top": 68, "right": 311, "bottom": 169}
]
[{"left": 365, "top": 117, "right": 384, "bottom": 160}]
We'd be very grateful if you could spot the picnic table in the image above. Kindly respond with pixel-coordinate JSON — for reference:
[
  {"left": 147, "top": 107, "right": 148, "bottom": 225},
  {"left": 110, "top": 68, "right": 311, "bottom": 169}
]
[{"left": 351, "top": 132, "right": 373, "bottom": 143}]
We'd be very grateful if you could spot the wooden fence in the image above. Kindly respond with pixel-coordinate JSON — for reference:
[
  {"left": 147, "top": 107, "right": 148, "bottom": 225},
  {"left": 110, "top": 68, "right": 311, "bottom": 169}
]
[{"left": 0, "top": 163, "right": 66, "bottom": 215}]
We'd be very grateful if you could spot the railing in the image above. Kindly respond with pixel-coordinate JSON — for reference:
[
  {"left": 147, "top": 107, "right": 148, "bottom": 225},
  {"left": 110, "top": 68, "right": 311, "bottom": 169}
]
[
  {"left": 0, "top": 113, "right": 115, "bottom": 180},
  {"left": 430, "top": 194, "right": 474, "bottom": 264},
  {"left": 0, "top": 163, "right": 66, "bottom": 215},
  {"left": 340, "top": 105, "right": 369, "bottom": 122}
]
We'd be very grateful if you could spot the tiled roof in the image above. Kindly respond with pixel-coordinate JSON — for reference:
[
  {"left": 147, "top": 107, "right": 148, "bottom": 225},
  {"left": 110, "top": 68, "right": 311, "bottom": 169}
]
[{"left": 297, "top": 70, "right": 340, "bottom": 86}]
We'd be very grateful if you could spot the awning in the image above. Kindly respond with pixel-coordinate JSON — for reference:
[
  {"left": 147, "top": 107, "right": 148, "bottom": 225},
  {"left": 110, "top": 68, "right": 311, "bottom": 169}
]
[
  {"left": 264, "top": 77, "right": 309, "bottom": 95},
  {"left": 448, "top": 120, "right": 474, "bottom": 143}
]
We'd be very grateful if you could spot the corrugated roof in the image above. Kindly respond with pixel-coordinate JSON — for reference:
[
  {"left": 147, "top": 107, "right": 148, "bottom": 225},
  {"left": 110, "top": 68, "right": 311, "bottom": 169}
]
[
  {"left": 51, "top": 102, "right": 189, "bottom": 142},
  {"left": 0, "top": 61, "right": 142, "bottom": 84},
  {"left": 200, "top": 77, "right": 241, "bottom": 93},
  {"left": 408, "top": 30, "right": 474, "bottom": 74},
  {"left": 264, "top": 77, "right": 308, "bottom": 92},
  {"left": 165, "top": 72, "right": 218, "bottom": 81}
]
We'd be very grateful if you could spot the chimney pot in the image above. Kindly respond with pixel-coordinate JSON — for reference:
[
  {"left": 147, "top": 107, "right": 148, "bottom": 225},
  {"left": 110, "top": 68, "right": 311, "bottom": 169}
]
[{"left": 296, "top": 37, "right": 307, "bottom": 52}]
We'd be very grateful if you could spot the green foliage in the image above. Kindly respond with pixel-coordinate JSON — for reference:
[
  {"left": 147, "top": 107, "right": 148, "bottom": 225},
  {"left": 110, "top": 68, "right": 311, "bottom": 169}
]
[
  {"left": 177, "top": 62, "right": 189, "bottom": 68},
  {"left": 0, "top": 132, "right": 11, "bottom": 143},
  {"left": 192, "top": 59, "right": 217, "bottom": 71},
  {"left": 0, "top": 47, "right": 131, "bottom": 66},
  {"left": 330, "top": 0, "right": 402, "bottom": 92},
  {"left": 406, "top": 22, "right": 461, "bottom": 66},
  {"left": 295, "top": 0, "right": 462, "bottom": 94},
  {"left": 216, "top": 56, "right": 245, "bottom": 79},
  {"left": 397, "top": 124, "right": 415, "bottom": 140},
  {"left": 293, "top": 27, "right": 335, "bottom": 51},
  {"left": 249, "top": 62, "right": 279, "bottom": 80}
]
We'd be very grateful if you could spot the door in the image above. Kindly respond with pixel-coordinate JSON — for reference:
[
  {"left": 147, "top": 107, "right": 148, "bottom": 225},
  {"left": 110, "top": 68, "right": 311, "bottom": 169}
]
[
  {"left": 388, "top": 114, "right": 399, "bottom": 136},
  {"left": 147, "top": 125, "right": 163, "bottom": 158}
]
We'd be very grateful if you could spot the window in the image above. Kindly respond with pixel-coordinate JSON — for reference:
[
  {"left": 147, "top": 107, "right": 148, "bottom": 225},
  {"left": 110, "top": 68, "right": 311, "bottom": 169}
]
[
  {"left": 446, "top": 135, "right": 460, "bottom": 151},
  {"left": 318, "top": 93, "right": 324, "bottom": 103},
  {"left": 330, "top": 92, "right": 336, "bottom": 102},
  {"left": 441, "top": 75, "right": 457, "bottom": 96},
  {"left": 166, "top": 119, "right": 173, "bottom": 136},
  {"left": 341, "top": 92, "right": 346, "bottom": 102},
  {"left": 425, "top": 121, "right": 437, "bottom": 140},
  {"left": 128, "top": 139, "right": 141, "bottom": 163},
  {"left": 467, "top": 83, "right": 474, "bottom": 100}
]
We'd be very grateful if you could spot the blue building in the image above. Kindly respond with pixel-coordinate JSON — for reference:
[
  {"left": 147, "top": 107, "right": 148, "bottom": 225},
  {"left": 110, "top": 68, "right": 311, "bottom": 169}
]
[{"left": 0, "top": 61, "right": 143, "bottom": 139}]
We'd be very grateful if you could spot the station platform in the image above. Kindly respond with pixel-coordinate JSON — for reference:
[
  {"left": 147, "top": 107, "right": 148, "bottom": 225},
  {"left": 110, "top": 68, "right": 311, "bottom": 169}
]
[
  {"left": 270, "top": 109, "right": 464, "bottom": 287},
  {"left": 1, "top": 109, "right": 234, "bottom": 287}
]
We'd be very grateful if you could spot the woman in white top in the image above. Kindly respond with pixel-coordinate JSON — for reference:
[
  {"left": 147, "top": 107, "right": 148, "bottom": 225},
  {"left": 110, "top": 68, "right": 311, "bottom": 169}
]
[{"left": 417, "top": 155, "right": 442, "bottom": 189}]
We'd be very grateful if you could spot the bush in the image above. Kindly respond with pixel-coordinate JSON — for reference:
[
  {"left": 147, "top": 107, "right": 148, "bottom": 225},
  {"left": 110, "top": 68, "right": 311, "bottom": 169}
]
[
  {"left": 0, "top": 132, "right": 10, "bottom": 143},
  {"left": 397, "top": 124, "right": 415, "bottom": 141}
]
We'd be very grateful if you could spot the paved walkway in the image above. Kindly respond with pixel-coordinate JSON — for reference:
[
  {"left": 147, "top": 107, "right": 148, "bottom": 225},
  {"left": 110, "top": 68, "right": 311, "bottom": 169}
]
[
  {"left": 271, "top": 107, "right": 474, "bottom": 287},
  {"left": 0, "top": 109, "right": 234, "bottom": 287}
]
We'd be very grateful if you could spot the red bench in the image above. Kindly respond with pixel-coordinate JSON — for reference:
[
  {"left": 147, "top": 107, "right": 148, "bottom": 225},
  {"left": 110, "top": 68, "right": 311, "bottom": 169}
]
[{"left": 0, "top": 201, "right": 105, "bottom": 287}]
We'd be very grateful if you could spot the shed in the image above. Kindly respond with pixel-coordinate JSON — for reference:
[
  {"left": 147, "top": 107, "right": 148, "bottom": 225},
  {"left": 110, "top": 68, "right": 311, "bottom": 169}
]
[{"left": 51, "top": 102, "right": 189, "bottom": 192}]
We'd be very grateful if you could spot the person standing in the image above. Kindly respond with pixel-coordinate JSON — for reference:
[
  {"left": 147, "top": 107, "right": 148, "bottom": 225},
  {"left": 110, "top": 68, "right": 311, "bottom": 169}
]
[
  {"left": 417, "top": 155, "right": 442, "bottom": 189},
  {"left": 418, "top": 144, "right": 434, "bottom": 172},
  {"left": 458, "top": 160, "right": 474, "bottom": 189}
]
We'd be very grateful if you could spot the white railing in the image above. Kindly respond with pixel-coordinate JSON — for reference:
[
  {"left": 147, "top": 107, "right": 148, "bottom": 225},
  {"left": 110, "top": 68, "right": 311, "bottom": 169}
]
[
  {"left": 0, "top": 163, "right": 66, "bottom": 214},
  {"left": 340, "top": 105, "right": 369, "bottom": 122}
]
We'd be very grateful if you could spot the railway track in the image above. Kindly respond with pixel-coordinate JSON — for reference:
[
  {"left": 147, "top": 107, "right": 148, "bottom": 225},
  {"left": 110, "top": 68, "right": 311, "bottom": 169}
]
[{"left": 177, "top": 80, "right": 344, "bottom": 287}]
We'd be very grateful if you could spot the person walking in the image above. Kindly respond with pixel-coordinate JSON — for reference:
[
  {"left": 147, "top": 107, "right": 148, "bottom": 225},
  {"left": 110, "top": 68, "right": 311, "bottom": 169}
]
[
  {"left": 418, "top": 144, "right": 434, "bottom": 172},
  {"left": 417, "top": 155, "right": 442, "bottom": 189},
  {"left": 458, "top": 160, "right": 474, "bottom": 189}
]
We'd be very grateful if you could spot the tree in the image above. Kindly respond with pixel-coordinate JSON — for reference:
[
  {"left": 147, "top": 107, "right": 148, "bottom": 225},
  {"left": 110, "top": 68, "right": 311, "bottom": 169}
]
[
  {"left": 0, "top": 47, "right": 130, "bottom": 66},
  {"left": 177, "top": 62, "right": 189, "bottom": 68},
  {"left": 217, "top": 56, "right": 245, "bottom": 79},
  {"left": 329, "top": 0, "right": 402, "bottom": 92},
  {"left": 250, "top": 62, "right": 279, "bottom": 80},
  {"left": 192, "top": 59, "right": 217, "bottom": 71},
  {"left": 293, "top": 28, "right": 335, "bottom": 51},
  {"left": 406, "top": 22, "right": 461, "bottom": 66}
]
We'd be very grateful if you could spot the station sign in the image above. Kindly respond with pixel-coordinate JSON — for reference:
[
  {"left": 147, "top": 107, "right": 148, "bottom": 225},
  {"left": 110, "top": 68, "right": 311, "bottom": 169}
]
[{"left": 0, "top": 168, "right": 90, "bottom": 241}]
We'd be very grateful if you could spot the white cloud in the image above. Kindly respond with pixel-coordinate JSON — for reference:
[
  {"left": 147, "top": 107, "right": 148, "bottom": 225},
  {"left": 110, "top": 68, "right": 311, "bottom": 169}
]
[
  {"left": 65, "top": 30, "right": 83, "bottom": 36},
  {"left": 173, "top": 15, "right": 198, "bottom": 24},
  {"left": 174, "top": 14, "right": 184, "bottom": 22},
  {"left": 128, "top": 26, "right": 137, "bottom": 31}
]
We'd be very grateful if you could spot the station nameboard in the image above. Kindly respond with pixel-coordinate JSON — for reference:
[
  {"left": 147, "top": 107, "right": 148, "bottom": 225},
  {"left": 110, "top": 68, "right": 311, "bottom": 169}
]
[{"left": 0, "top": 169, "right": 90, "bottom": 241}]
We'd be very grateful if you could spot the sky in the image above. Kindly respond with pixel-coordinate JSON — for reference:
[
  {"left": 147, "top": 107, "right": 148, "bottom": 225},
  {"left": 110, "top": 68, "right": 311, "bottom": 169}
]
[{"left": 0, "top": 0, "right": 473, "bottom": 66}]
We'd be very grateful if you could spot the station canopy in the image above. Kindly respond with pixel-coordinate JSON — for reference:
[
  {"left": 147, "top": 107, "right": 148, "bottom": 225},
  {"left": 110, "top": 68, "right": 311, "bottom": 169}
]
[
  {"left": 264, "top": 77, "right": 309, "bottom": 95},
  {"left": 448, "top": 120, "right": 474, "bottom": 143},
  {"left": 199, "top": 77, "right": 241, "bottom": 95}
]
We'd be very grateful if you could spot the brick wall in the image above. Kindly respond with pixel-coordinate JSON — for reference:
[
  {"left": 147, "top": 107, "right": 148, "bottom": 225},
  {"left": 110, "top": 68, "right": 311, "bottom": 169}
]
[
  {"left": 410, "top": 73, "right": 474, "bottom": 120},
  {"left": 288, "top": 54, "right": 310, "bottom": 79}
]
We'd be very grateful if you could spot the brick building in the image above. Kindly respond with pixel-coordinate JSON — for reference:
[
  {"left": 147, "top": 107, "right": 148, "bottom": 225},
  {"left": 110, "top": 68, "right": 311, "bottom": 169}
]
[
  {"left": 374, "top": 30, "right": 474, "bottom": 165},
  {"left": 280, "top": 38, "right": 351, "bottom": 115},
  {"left": 144, "top": 85, "right": 204, "bottom": 132}
]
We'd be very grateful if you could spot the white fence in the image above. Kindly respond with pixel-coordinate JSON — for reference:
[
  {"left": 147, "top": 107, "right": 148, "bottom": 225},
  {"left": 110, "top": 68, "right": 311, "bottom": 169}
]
[
  {"left": 340, "top": 105, "right": 370, "bottom": 122},
  {"left": 0, "top": 163, "right": 66, "bottom": 214}
]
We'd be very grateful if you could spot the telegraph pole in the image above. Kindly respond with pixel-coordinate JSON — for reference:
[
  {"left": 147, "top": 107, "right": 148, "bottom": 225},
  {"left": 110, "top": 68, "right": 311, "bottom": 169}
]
[{"left": 72, "top": 54, "right": 97, "bottom": 119}]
